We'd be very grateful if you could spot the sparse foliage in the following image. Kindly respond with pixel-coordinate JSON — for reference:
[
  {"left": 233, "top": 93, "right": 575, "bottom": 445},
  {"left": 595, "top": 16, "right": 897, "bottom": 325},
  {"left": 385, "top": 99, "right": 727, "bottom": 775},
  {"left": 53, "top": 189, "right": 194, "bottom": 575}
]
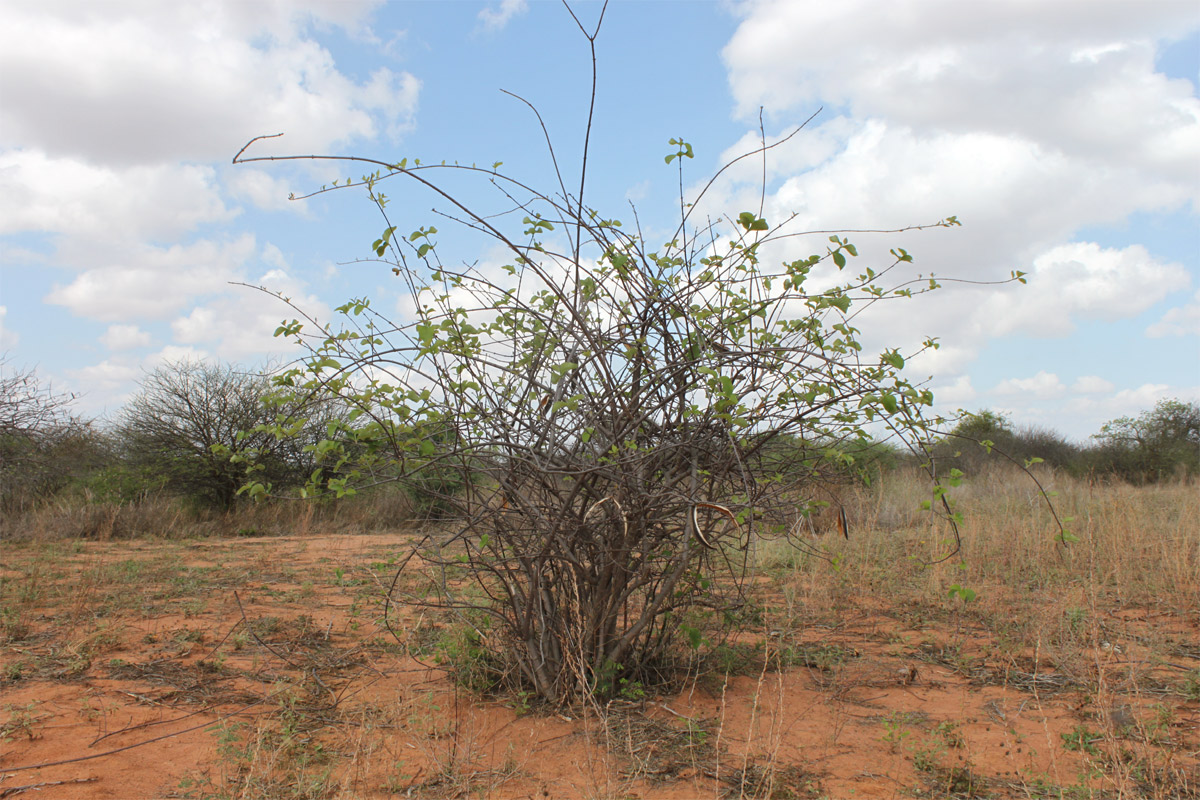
[
  {"left": 936, "top": 410, "right": 1079, "bottom": 474},
  {"left": 233, "top": 14, "right": 1028, "bottom": 704},
  {"left": 119, "top": 360, "right": 342, "bottom": 509},
  {"left": 0, "top": 356, "right": 98, "bottom": 513},
  {"left": 0, "top": 356, "right": 78, "bottom": 438}
]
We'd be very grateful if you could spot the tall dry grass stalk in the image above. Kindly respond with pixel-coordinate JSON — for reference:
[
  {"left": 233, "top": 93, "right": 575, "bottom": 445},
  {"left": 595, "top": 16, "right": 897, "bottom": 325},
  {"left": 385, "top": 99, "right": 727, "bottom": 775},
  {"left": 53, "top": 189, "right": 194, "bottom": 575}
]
[
  {"left": 758, "top": 466, "right": 1199, "bottom": 616},
  {"left": 0, "top": 483, "right": 420, "bottom": 542}
]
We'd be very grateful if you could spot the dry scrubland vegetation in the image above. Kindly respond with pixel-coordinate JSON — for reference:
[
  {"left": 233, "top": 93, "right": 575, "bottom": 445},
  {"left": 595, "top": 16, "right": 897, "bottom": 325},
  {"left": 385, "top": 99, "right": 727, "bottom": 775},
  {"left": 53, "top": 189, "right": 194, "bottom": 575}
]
[
  {"left": 2, "top": 467, "right": 1197, "bottom": 800},
  {"left": 4, "top": 10, "right": 1198, "bottom": 796}
]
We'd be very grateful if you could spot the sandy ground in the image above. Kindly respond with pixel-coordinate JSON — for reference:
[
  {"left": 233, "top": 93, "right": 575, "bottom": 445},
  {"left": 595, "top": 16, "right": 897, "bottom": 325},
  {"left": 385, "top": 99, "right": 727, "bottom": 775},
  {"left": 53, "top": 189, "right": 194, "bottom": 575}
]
[{"left": 2, "top": 531, "right": 1197, "bottom": 799}]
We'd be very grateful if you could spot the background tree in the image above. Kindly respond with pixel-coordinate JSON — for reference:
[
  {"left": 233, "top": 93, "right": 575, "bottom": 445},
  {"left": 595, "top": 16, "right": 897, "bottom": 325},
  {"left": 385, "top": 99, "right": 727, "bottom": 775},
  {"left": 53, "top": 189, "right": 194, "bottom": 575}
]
[
  {"left": 0, "top": 356, "right": 101, "bottom": 513},
  {"left": 1089, "top": 398, "right": 1200, "bottom": 483},
  {"left": 935, "top": 409, "right": 1079, "bottom": 474},
  {"left": 119, "top": 360, "right": 342, "bottom": 509}
]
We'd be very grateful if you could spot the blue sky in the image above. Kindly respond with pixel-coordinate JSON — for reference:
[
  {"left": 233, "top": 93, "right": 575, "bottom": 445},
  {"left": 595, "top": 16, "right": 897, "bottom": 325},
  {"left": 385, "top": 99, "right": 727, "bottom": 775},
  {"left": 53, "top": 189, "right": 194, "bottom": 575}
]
[{"left": 1, "top": 0, "right": 1197, "bottom": 442}]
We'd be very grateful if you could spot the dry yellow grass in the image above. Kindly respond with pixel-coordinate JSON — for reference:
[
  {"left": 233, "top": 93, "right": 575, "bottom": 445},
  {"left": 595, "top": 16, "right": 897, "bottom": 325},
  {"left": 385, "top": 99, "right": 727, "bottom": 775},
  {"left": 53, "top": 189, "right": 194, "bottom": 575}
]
[{"left": 763, "top": 466, "right": 1199, "bottom": 613}]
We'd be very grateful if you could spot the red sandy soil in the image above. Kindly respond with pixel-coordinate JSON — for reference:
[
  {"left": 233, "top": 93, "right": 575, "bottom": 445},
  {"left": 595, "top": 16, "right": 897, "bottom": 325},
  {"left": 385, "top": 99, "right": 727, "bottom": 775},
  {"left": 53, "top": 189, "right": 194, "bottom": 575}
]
[{"left": 2, "top": 532, "right": 1197, "bottom": 799}]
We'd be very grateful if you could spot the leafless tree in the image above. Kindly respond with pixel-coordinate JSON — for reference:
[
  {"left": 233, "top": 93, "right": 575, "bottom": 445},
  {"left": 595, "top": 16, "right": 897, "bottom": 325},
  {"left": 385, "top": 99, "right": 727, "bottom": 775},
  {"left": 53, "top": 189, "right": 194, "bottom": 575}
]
[
  {"left": 119, "top": 360, "right": 347, "bottom": 509},
  {"left": 0, "top": 356, "right": 95, "bottom": 512}
]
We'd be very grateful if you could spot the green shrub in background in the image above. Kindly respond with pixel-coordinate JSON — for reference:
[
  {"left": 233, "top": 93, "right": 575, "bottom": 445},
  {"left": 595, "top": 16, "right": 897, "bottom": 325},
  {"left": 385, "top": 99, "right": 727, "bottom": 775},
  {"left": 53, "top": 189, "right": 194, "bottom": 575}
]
[{"left": 1088, "top": 398, "right": 1200, "bottom": 483}]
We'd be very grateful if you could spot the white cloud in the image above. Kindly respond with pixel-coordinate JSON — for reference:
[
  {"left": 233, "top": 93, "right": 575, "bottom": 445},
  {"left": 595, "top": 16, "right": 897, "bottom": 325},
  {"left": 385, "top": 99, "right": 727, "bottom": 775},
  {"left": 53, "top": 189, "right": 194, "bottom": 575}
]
[
  {"left": 705, "top": 118, "right": 1190, "bottom": 275},
  {"left": 0, "top": 1, "right": 417, "bottom": 166},
  {"left": 152, "top": 345, "right": 211, "bottom": 364},
  {"left": 932, "top": 374, "right": 976, "bottom": 407},
  {"left": 225, "top": 168, "right": 307, "bottom": 214},
  {"left": 0, "top": 306, "right": 16, "bottom": 349},
  {"left": 1146, "top": 288, "right": 1200, "bottom": 337},
  {"left": 980, "top": 242, "right": 1190, "bottom": 338},
  {"left": 101, "top": 324, "right": 151, "bottom": 351},
  {"left": 994, "top": 371, "right": 1066, "bottom": 399},
  {"left": 1064, "top": 382, "right": 1200, "bottom": 431},
  {"left": 478, "top": 0, "right": 529, "bottom": 32},
  {"left": 724, "top": 1, "right": 1200, "bottom": 192},
  {"left": 705, "top": 1, "right": 1199, "bottom": 392},
  {"left": 170, "top": 266, "right": 329, "bottom": 361},
  {"left": 1071, "top": 375, "right": 1116, "bottom": 394},
  {"left": 69, "top": 358, "right": 142, "bottom": 394},
  {"left": 0, "top": 151, "right": 233, "bottom": 243},
  {"left": 262, "top": 244, "right": 290, "bottom": 271},
  {"left": 45, "top": 235, "right": 258, "bottom": 321},
  {"left": 171, "top": 308, "right": 219, "bottom": 345},
  {"left": 0, "top": 0, "right": 419, "bottom": 388}
]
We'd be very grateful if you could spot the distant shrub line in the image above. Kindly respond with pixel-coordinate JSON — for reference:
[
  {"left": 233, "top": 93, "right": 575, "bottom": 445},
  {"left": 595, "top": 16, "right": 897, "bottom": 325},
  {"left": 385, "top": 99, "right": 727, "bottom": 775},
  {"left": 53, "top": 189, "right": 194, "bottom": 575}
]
[
  {"left": 2, "top": 353, "right": 1196, "bottom": 529},
  {"left": 928, "top": 400, "right": 1199, "bottom": 485}
]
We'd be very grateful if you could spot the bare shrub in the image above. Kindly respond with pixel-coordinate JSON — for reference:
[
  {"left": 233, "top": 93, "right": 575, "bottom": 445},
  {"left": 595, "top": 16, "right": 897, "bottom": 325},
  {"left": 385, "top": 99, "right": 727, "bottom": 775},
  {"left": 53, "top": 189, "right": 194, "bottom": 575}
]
[{"left": 231, "top": 11, "right": 1034, "bottom": 704}]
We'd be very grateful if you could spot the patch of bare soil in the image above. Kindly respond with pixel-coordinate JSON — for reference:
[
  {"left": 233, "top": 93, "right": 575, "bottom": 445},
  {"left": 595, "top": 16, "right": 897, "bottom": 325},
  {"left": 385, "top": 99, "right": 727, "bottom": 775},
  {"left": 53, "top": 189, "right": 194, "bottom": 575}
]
[{"left": 2, "top": 532, "right": 1197, "bottom": 799}]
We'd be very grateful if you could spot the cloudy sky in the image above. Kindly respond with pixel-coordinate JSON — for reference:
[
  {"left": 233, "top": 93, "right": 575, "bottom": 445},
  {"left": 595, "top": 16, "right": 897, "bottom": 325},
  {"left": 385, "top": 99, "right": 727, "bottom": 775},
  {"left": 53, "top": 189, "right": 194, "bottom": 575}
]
[{"left": 1, "top": 0, "right": 1197, "bottom": 441}]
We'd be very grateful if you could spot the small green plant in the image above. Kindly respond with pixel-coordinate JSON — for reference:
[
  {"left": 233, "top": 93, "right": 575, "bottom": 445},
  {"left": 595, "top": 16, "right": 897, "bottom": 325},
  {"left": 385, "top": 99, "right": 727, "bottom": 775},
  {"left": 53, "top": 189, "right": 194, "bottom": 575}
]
[
  {"left": 710, "top": 642, "right": 762, "bottom": 675},
  {"left": 1061, "top": 724, "right": 1101, "bottom": 756},
  {"left": 510, "top": 689, "right": 536, "bottom": 716},
  {"left": 1, "top": 703, "right": 40, "bottom": 742},
  {"left": 780, "top": 643, "right": 854, "bottom": 671},
  {"left": 174, "top": 628, "right": 206, "bottom": 644},
  {"left": 436, "top": 620, "right": 502, "bottom": 694},
  {"left": 946, "top": 583, "right": 977, "bottom": 603},
  {"left": 3, "top": 660, "right": 26, "bottom": 682},
  {"left": 934, "top": 720, "right": 965, "bottom": 749},
  {"left": 1147, "top": 703, "right": 1174, "bottom": 740},
  {"left": 910, "top": 737, "right": 946, "bottom": 773},
  {"left": 882, "top": 712, "right": 912, "bottom": 751},
  {"left": 182, "top": 597, "right": 206, "bottom": 617},
  {"left": 1181, "top": 668, "right": 1200, "bottom": 700},
  {"left": 684, "top": 718, "right": 709, "bottom": 748},
  {"left": 617, "top": 677, "right": 646, "bottom": 702}
]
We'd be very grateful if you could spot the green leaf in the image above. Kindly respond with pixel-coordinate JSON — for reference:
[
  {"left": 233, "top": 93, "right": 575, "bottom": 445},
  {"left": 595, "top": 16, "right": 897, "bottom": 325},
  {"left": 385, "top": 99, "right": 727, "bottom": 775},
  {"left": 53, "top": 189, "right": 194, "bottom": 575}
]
[
  {"left": 947, "top": 583, "right": 977, "bottom": 603},
  {"left": 737, "top": 211, "right": 768, "bottom": 231},
  {"left": 827, "top": 294, "right": 851, "bottom": 313}
]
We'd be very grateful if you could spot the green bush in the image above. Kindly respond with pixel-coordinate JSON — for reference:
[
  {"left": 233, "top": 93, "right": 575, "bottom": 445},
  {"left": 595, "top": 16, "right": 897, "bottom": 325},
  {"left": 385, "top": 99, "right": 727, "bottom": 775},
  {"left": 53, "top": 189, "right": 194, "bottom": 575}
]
[
  {"left": 1087, "top": 398, "right": 1200, "bottom": 483},
  {"left": 83, "top": 463, "right": 168, "bottom": 505},
  {"left": 933, "top": 410, "right": 1079, "bottom": 475}
]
